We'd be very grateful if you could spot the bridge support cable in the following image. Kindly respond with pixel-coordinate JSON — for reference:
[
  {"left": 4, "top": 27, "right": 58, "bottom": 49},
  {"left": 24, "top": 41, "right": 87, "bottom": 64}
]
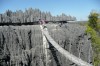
[{"left": 43, "top": 26, "right": 93, "bottom": 66}]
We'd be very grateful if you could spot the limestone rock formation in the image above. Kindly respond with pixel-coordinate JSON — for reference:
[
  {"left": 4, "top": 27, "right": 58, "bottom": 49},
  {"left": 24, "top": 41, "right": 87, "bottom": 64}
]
[
  {"left": 0, "top": 8, "right": 76, "bottom": 23},
  {"left": 0, "top": 23, "right": 92, "bottom": 66}
]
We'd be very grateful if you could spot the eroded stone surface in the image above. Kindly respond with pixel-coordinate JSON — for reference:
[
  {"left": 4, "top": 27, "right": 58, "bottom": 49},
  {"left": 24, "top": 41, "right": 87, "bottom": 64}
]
[{"left": 0, "top": 23, "right": 92, "bottom": 66}]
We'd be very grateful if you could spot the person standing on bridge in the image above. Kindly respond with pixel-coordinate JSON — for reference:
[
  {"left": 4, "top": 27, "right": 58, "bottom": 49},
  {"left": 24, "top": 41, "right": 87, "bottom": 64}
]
[
  {"left": 39, "top": 19, "right": 46, "bottom": 28},
  {"left": 39, "top": 19, "right": 42, "bottom": 25}
]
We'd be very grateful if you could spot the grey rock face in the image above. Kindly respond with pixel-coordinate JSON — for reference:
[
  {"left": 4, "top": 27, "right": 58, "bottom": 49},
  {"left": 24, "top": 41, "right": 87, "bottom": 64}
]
[
  {"left": 0, "top": 23, "right": 92, "bottom": 66},
  {"left": 0, "top": 25, "right": 44, "bottom": 66}
]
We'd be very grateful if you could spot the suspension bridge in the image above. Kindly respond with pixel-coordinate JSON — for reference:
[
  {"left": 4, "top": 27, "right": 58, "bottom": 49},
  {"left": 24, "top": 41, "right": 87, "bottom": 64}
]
[{"left": 40, "top": 25, "right": 93, "bottom": 66}]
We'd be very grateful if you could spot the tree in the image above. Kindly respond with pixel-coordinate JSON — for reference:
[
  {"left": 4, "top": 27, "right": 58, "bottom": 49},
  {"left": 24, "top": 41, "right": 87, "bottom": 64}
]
[{"left": 88, "top": 12, "right": 99, "bottom": 29}]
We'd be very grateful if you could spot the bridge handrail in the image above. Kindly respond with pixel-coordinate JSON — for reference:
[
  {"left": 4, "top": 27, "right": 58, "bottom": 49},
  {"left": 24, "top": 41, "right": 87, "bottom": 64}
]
[{"left": 43, "top": 27, "right": 93, "bottom": 66}]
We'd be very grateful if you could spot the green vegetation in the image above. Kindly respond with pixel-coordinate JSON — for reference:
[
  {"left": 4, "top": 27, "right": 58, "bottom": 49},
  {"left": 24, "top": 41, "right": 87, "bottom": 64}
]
[
  {"left": 88, "top": 12, "right": 99, "bottom": 29},
  {"left": 86, "top": 11, "right": 100, "bottom": 66}
]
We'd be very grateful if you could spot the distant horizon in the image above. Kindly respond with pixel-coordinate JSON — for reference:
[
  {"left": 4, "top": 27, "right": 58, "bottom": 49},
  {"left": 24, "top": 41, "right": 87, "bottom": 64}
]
[{"left": 0, "top": 0, "right": 100, "bottom": 21}]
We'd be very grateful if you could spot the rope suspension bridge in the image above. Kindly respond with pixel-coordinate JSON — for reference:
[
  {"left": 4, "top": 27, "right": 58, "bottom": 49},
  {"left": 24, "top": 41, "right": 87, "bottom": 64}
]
[
  {"left": 0, "top": 20, "right": 93, "bottom": 66},
  {"left": 40, "top": 25, "right": 93, "bottom": 66}
]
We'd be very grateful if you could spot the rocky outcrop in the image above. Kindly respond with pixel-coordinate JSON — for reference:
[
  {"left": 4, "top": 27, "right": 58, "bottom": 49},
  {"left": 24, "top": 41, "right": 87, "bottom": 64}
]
[
  {"left": 0, "top": 8, "right": 76, "bottom": 24},
  {"left": 0, "top": 23, "right": 93, "bottom": 66},
  {"left": 0, "top": 25, "right": 44, "bottom": 66}
]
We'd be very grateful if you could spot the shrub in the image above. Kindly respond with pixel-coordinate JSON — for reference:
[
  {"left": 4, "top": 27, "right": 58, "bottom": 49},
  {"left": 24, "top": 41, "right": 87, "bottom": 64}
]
[
  {"left": 86, "top": 25, "right": 100, "bottom": 66},
  {"left": 88, "top": 12, "right": 99, "bottom": 30}
]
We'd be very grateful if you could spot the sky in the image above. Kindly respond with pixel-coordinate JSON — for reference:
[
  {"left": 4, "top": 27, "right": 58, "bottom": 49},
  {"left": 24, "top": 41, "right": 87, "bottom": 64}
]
[{"left": 0, "top": 0, "right": 100, "bottom": 21}]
